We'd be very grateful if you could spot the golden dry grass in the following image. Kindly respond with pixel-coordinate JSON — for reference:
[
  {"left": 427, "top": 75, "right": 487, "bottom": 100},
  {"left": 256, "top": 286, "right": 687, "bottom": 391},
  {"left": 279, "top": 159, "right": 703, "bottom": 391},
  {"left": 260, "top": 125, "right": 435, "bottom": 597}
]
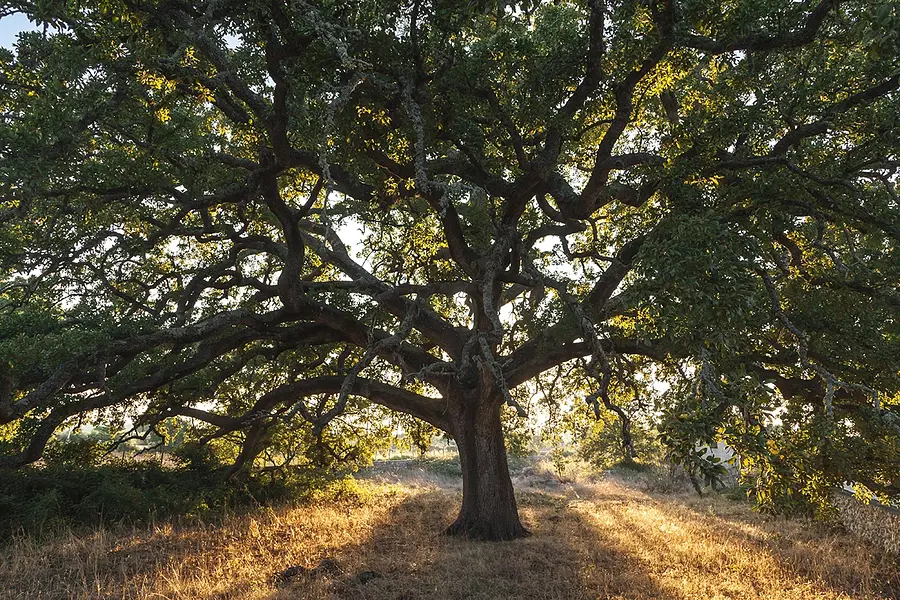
[{"left": 1, "top": 471, "right": 897, "bottom": 600}]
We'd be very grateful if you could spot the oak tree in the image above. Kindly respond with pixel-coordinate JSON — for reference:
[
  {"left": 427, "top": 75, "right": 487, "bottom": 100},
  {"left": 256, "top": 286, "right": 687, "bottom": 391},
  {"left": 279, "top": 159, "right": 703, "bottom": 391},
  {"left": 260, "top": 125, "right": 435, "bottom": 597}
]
[{"left": 1, "top": 0, "right": 898, "bottom": 539}]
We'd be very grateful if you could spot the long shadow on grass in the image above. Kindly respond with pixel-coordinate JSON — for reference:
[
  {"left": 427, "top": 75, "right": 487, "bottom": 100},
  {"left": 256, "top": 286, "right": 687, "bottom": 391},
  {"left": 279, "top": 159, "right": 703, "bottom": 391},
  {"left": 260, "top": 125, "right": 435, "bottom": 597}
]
[
  {"left": 270, "top": 481, "right": 900, "bottom": 600},
  {"left": 576, "top": 479, "right": 900, "bottom": 600},
  {"left": 270, "top": 488, "right": 673, "bottom": 600},
  {"left": 640, "top": 487, "right": 900, "bottom": 598}
]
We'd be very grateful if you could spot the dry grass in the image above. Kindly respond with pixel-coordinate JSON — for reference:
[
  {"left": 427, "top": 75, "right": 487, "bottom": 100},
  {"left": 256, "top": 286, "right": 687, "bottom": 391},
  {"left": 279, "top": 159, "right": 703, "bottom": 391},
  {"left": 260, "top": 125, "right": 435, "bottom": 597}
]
[
  {"left": 1, "top": 468, "right": 897, "bottom": 600},
  {"left": 833, "top": 492, "right": 900, "bottom": 556}
]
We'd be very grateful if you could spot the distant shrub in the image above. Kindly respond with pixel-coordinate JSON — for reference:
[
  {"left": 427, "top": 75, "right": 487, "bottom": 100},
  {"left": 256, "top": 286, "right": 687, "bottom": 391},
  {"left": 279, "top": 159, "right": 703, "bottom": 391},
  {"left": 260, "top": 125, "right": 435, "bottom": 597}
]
[
  {"left": 720, "top": 483, "right": 753, "bottom": 503},
  {"left": 604, "top": 461, "right": 697, "bottom": 495},
  {"left": 306, "top": 477, "right": 373, "bottom": 506},
  {"left": 0, "top": 458, "right": 340, "bottom": 540},
  {"left": 170, "top": 441, "right": 226, "bottom": 472},
  {"left": 42, "top": 437, "right": 106, "bottom": 468},
  {"left": 421, "top": 456, "right": 463, "bottom": 478},
  {"left": 610, "top": 458, "right": 655, "bottom": 473},
  {"left": 574, "top": 409, "right": 668, "bottom": 471}
]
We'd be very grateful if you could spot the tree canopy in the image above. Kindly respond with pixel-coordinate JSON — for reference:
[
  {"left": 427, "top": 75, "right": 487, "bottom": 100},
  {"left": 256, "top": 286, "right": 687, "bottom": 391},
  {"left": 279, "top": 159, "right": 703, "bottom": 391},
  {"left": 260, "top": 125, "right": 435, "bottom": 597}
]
[{"left": 1, "top": 0, "right": 898, "bottom": 539}]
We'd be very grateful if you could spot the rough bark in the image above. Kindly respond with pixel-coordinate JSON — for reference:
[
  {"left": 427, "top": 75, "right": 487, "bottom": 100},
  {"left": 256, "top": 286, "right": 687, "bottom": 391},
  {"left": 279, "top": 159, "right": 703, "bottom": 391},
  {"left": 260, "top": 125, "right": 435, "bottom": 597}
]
[{"left": 444, "top": 387, "right": 529, "bottom": 541}]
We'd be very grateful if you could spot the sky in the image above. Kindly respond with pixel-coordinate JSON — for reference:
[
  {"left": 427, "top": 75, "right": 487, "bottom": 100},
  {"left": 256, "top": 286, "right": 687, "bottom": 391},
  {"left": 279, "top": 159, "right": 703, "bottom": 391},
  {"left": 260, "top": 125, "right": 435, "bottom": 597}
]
[
  {"left": 1, "top": 11, "right": 243, "bottom": 51},
  {"left": 0, "top": 12, "right": 40, "bottom": 51}
]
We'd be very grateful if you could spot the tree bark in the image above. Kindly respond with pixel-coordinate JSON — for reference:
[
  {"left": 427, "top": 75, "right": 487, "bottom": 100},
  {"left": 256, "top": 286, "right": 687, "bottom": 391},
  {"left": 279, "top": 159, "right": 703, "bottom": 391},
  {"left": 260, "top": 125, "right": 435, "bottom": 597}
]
[{"left": 444, "top": 390, "right": 529, "bottom": 541}]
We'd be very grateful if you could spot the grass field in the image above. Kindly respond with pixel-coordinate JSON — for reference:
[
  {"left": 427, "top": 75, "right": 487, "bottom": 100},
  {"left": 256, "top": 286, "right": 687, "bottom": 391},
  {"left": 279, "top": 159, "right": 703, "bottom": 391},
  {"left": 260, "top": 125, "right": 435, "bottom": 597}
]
[{"left": 1, "top": 462, "right": 897, "bottom": 599}]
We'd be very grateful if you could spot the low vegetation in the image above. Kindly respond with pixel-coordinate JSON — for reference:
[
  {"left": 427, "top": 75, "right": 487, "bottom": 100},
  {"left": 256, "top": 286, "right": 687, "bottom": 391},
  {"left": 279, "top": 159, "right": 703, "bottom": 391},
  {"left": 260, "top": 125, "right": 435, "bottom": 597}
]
[
  {"left": 0, "top": 461, "right": 301, "bottom": 540},
  {"left": 1, "top": 462, "right": 897, "bottom": 600}
]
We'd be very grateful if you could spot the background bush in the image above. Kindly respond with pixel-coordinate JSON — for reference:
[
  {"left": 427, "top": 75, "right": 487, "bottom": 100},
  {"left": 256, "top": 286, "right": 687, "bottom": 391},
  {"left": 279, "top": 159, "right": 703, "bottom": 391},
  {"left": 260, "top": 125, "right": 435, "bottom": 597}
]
[{"left": 0, "top": 458, "right": 344, "bottom": 540}]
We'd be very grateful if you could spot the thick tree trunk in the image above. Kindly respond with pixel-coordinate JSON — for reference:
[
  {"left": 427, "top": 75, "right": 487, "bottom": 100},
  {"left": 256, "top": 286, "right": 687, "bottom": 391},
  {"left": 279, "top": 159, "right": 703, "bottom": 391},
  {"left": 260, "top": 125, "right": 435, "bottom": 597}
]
[{"left": 445, "top": 394, "right": 529, "bottom": 541}]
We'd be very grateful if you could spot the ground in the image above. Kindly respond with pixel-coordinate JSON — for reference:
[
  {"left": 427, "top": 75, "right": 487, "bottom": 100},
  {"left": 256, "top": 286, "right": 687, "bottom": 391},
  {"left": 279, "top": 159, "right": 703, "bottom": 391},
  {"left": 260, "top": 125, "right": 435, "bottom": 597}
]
[{"left": 1, "top": 460, "right": 897, "bottom": 599}]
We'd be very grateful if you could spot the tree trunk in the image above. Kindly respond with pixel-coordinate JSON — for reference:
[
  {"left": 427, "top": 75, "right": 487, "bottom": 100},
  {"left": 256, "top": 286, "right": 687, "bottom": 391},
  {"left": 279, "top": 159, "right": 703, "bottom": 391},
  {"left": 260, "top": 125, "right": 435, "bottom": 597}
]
[{"left": 445, "top": 394, "right": 529, "bottom": 541}]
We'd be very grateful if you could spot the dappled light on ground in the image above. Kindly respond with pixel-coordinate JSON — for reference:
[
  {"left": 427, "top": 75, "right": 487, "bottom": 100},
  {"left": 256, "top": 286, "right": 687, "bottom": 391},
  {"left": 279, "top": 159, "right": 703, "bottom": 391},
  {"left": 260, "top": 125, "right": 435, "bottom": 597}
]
[
  {"left": 1, "top": 476, "right": 897, "bottom": 599},
  {"left": 568, "top": 482, "right": 896, "bottom": 599}
]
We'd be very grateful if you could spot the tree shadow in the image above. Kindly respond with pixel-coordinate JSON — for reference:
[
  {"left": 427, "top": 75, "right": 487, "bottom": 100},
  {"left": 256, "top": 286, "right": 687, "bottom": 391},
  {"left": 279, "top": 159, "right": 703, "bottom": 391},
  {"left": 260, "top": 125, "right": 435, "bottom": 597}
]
[
  {"left": 8, "top": 477, "right": 896, "bottom": 599},
  {"left": 269, "top": 483, "right": 900, "bottom": 600},
  {"left": 268, "top": 488, "right": 674, "bottom": 600}
]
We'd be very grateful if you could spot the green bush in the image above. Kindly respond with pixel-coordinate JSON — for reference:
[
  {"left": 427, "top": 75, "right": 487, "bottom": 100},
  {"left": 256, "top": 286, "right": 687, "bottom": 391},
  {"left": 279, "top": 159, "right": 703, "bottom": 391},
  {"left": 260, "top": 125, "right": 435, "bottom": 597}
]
[
  {"left": 0, "top": 459, "right": 332, "bottom": 540},
  {"left": 43, "top": 437, "right": 106, "bottom": 468},
  {"left": 421, "top": 456, "right": 463, "bottom": 478}
]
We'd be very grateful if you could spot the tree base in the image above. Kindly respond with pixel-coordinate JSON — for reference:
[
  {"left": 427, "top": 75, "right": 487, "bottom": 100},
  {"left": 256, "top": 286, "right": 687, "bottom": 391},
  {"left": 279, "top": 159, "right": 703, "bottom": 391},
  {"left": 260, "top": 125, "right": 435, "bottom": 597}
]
[{"left": 443, "top": 516, "right": 530, "bottom": 541}]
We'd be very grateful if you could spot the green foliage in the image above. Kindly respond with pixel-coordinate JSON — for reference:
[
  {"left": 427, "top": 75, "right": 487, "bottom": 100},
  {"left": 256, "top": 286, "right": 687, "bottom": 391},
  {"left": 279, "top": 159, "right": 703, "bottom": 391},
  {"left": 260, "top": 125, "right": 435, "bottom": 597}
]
[
  {"left": 0, "top": 463, "right": 234, "bottom": 539},
  {"left": 570, "top": 402, "right": 667, "bottom": 471},
  {"left": 743, "top": 399, "right": 900, "bottom": 517},
  {"left": 502, "top": 404, "right": 534, "bottom": 458},
  {"left": 1, "top": 0, "right": 898, "bottom": 530},
  {"left": 43, "top": 437, "right": 106, "bottom": 468},
  {"left": 657, "top": 412, "right": 731, "bottom": 491},
  {"left": 421, "top": 456, "right": 464, "bottom": 478},
  {"left": 0, "top": 456, "right": 365, "bottom": 540},
  {"left": 171, "top": 441, "right": 226, "bottom": 472},
  {"left": 390, "top": 413, "right": 440, "bottom": 457}
]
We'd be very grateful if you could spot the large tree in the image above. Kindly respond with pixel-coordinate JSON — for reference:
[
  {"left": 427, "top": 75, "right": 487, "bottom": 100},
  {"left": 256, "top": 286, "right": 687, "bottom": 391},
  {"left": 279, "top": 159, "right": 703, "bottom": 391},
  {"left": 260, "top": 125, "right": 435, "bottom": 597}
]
[{"left": 1, "top": 0, "right": 898, "bottom": 539}]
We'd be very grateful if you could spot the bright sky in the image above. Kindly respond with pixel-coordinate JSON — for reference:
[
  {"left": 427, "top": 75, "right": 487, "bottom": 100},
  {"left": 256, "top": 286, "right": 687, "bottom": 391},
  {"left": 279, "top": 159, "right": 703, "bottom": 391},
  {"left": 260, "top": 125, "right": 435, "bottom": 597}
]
[
  {"left": 1, "top": 11, "right": 243, "bottom": 51},
  {"left": 0, "top": 12, "right": 40, "bottom": 51}
]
